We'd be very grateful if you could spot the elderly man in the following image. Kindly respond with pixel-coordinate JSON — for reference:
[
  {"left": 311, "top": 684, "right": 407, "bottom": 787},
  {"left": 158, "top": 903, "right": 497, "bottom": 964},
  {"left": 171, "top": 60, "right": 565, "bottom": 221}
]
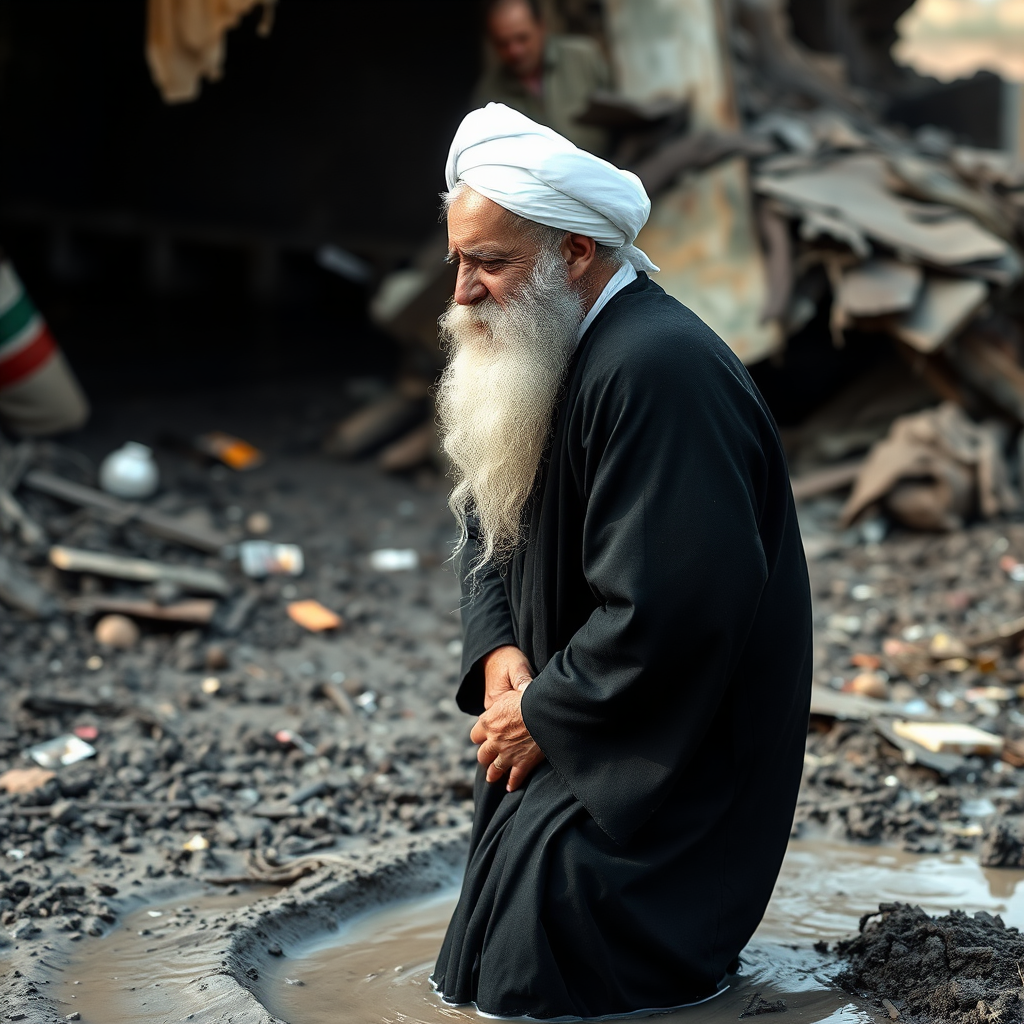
[
  {"left": 431, "top": 103, "right": 812, "bottom": 1020},
  {"left": 475, "top": 0, "right": 611, "bottom": 155}
]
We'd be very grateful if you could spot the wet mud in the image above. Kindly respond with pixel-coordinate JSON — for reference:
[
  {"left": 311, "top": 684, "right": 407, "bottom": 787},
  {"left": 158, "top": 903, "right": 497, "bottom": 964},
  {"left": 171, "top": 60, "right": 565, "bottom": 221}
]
[
  {"left": 49, "top": 836, "right": 1024, "bottom": 1024},
  {"left": 839, "top": 903, "right": 1024, "bottom": 1024}
]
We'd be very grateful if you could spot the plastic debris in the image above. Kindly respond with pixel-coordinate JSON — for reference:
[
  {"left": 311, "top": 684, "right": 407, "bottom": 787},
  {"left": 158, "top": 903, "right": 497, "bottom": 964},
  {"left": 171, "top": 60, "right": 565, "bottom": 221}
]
[
  {"left": 182, "top": 834, "right": 209, "bottom": 852},
  {"left": 99, "top": 442, "right": 159, "bottom": 500},
  {"left": 28, "top": 734, "right": 96, "bottom": 768},
  {"left": 201, "top": 676, "right": 221, "bottom": 695},
  {"left": 239, "top": 540, "right": 304, "bottom": 578},
  {"left": 369, "top": 548, "right": 419, "bottom": 571},
  {"left": 195, "top": 431, "right": 264, "bottom": 470},
  {"left": 286, "top": 599, "right": 342, "bottom": 632},
  {"left": 73, "top": 725, "right": 99, "bottom": 741}
]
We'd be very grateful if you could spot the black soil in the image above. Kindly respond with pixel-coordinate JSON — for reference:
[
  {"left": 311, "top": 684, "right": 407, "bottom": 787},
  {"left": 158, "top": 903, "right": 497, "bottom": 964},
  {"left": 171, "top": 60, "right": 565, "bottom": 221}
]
[{"left": 838, "top": 902, "right": 1024, "bottom": 1024}]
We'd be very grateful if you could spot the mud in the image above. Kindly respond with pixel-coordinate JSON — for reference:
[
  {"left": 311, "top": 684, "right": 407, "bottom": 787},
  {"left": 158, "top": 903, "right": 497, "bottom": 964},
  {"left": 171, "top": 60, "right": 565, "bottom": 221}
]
[
  {"left": 42, "top": 836, "right": 1024, "bottom": 1024},
  {"left": 838, "top": 903, "right": 1024, "bottom": 1024}
]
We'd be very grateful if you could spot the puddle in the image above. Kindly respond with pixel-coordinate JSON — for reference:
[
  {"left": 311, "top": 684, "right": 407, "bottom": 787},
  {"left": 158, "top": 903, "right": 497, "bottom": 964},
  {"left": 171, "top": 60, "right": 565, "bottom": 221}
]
[
  {"left": 55, "top": 884, "right": 280, "bottom": 1023},
  {"left": 59, "top": 839, "right": 1024, "bottom": 1023}
]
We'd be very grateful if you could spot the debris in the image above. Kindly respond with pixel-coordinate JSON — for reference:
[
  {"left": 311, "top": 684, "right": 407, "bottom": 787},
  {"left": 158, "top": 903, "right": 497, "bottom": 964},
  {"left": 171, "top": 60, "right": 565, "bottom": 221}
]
[
  {"left": 891, "top": 721, "right": 1003, "bottom": 756},
  {"left": 809, "top": 686, "right": 905, "bottom": 721},
  {"left": 274, "top": 729, "right": 317, "bottom": 756},
  {"left": 195, "top": 431, "right": 264, "bottom": 471},
  {"left": 98, "top": 441, "right": 160, "bottom": 500},
  {"left": 754, "top": 154, "right": 1008, "bottom": 268},
  {"left": 220, "top": 586, "right": 261, "bottom": 636},
  {"left": 790, "top": 459, "right": 865, "bottom": 502},
  {"left": 881, "top": 997, "right": 899, "bottom": 1020},
  {"left": 836, "top": 259, "right": 923, "bottom": 318},
  {"left": 24, "top": 468, "right": 228, "bottom": 553},
  {"left": 369, "top": 548, "right": 419, "bottom": 572},
  {"left": 321, "top": 679, "right": 355, "bottom": 717},
  {"left": 0, "top": 550, "right": 57, "bottom": 618},
  {"left": 323, "top": 388, "right": 427, "bottom": 461},
  {"left": 840, "top": 403, "right": 1018, "bottom": 531},
  {"left": 182, "top": 834, "right": 209, "bottom": 852},
  {"left": 50, "top": 545, "right": 230, "bottom": 596},
  {"left": 890, "top": 276, "right": 988, "bottom": 355},
  {"left": 245, "top": 510, "right": 272, "bottom": 535},
  {"left": 201, "top": 676, "right": 221, "bottom": 695},
  {"left": 286, "top": 599, "right": 342, "bottom": 632},
  {"left": 0, "top": 767, "right": 56, "bottom": 795},
  {"left": 67, "top": 595, "right": 217, "bottom": 625},
  {"left": 93, "top": 613, "right": 140, "bottom": 649},
  {"left": 73, "top": 726, "right": 98, "bottom": 741},
  {"left": 845, "top": 672, "right": 890, "bottom": 700},
  {"left": 239, "top": 540, "right": 304, "bottom": 578},
  {"left": 27, "top": 734, "right": 96, "bottom": 769}
]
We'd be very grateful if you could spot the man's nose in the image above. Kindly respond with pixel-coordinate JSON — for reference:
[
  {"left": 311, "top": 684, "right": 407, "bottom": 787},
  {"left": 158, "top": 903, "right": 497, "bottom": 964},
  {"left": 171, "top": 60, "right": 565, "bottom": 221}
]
[{"left": 454, "top": 265, "right": 487, "bottom": 306}]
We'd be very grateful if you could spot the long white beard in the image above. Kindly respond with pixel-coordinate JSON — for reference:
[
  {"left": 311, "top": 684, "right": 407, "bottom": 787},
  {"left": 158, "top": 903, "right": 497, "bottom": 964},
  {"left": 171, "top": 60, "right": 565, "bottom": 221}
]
[{"left": 436, "top": 250, "right": 584, "bottom": 573}]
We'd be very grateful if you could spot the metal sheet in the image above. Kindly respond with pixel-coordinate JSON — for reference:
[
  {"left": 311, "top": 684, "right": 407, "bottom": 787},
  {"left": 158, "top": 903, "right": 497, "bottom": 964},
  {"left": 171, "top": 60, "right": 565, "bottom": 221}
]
[{"left": 604, "top": 0, "right": 781, "bottom": 364}]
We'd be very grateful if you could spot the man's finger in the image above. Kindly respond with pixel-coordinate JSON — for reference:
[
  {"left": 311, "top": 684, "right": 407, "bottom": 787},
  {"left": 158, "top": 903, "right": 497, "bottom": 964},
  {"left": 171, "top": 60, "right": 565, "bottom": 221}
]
[
  {"left": 470, "top": 718, "right": 487, "bottom": 745},
  {"left": 477, "top": 741, "right": 498, "bottom": 767},
  {"left": 507, "top": 762, "right": 530, "bottom": 792},
  {"left": 486, "top": 755, "right": 506, "bottom": 784}
]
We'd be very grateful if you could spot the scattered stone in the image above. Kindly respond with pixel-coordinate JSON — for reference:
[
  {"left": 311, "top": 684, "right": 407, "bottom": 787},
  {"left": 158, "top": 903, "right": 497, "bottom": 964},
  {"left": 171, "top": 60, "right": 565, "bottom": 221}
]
[{"left": 94, "top": 613, "right": 140, "bottom": 649}]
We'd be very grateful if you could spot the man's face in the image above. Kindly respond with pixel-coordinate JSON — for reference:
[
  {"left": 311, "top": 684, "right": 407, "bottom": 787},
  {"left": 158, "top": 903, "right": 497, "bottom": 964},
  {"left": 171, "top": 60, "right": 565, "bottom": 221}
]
[
  {"left": 447, "top": 188, "right": 543, "bottom": 310},
  {"left": 487, "top": 1, "right": 545, "bottom": 80}
]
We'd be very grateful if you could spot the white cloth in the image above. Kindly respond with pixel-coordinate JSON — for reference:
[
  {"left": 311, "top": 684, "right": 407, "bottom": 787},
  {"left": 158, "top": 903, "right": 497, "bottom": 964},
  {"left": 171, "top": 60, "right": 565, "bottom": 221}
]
[
  {"left": 446, "top": 103, "right": 658, "bottom": 274},
  {"left": 577, "top": 262, "right": 637, "bottom": 343}
]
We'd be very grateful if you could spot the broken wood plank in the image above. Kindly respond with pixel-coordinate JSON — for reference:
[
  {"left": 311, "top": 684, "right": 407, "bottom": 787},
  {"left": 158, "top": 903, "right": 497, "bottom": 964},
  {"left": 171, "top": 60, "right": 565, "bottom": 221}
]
[
  {"left": 65, "top": 595, "right": 217, "bottom": 624},
  {"left": 791, "top": 459, "right": 864, "bottom": 501},
  {"left": 890, "top": 277, "right": 988, "bottom": 354},
  {"left": 49, "top": 546, "right": 230, "bottom": 596},
  {"left": 892, "top": 720, "right": 1003, "bottom": 756},
  {"left": 873, "top": 719, "right": 967, "bottom": 775},
  {"left": 837, "top": 259, "right": 923, "bottom": 318},
  {"left": 23, "top": 469, "right": 228, "bottom": 553}
]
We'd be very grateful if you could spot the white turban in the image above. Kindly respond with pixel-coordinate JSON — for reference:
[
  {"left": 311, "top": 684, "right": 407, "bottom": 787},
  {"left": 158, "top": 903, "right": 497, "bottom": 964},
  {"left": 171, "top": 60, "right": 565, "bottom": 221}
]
[{"left": 445, "top": 103, "right": 658, "bottom": 273}]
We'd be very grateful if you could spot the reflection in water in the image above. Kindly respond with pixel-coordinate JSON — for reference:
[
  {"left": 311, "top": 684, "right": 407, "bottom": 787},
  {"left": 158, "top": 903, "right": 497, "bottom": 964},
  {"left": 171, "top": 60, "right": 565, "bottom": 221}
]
[{"left": 61, "top": 839, "right": 1024, "bottom": 1024}]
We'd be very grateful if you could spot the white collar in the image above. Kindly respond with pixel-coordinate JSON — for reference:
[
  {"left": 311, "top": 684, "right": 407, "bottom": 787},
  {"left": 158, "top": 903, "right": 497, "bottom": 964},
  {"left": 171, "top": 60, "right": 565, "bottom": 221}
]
[{"left": 576, "top": 262, "right": 638, "bottom": 343}]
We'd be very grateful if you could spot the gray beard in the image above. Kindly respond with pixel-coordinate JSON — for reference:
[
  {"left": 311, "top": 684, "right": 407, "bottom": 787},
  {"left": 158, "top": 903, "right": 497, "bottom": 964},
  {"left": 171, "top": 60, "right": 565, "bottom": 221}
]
[{"left": 435, "top": 250, "right": 585, "bottom": 573}]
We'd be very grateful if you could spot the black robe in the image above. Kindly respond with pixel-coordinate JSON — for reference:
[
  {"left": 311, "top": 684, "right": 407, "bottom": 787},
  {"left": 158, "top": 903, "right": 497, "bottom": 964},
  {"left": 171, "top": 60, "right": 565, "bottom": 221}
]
[{"left": 432, "top": 274, "right": 812, "bottom": 1020}]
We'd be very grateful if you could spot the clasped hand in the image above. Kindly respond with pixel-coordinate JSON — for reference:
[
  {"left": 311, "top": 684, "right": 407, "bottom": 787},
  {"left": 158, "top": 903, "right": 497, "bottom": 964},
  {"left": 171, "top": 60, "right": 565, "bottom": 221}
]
[{"left": 470, "top": 645, "right": 545, "bottom": 792}]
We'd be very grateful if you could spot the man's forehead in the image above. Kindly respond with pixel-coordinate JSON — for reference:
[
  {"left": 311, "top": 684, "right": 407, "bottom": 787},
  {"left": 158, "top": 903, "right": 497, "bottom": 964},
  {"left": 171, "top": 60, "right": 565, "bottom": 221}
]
[{"left": 447, "top": 190, "right": 523, "bottom": 255}]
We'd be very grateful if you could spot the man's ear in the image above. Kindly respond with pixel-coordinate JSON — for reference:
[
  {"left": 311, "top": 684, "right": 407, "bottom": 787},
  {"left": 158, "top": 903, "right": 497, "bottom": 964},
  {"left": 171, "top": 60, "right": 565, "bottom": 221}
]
[{"left": 562, "top": 233, "right": 596, "bottom": 282}]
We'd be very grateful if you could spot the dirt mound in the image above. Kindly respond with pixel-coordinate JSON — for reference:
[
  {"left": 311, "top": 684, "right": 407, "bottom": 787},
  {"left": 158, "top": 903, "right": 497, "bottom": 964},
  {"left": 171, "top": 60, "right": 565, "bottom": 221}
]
[{"left": 837, "top": 902, "right": 1024, "bottom": 1024}]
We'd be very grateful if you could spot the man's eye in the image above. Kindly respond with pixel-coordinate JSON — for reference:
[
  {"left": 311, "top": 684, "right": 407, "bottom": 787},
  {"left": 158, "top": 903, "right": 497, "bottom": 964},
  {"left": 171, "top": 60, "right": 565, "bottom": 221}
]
[{"left": 482, "top": 261, "right": 504, "bottom": 272}]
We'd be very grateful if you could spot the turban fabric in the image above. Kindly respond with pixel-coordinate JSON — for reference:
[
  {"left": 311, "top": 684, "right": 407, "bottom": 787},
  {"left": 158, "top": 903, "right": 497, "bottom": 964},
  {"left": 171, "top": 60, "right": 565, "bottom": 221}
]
[{"left": 445, "top": 103, "right": 659, "bottom": 273}]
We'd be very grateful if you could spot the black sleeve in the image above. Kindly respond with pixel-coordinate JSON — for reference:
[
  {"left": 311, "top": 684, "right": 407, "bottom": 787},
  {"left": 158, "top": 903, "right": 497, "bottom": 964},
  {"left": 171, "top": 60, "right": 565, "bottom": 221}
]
[
  {"left": 455, "top": 516, "right": 518, "bottom": 716},
  {"left": 520, "top": 321, "right": 774, "bottom": 845}
]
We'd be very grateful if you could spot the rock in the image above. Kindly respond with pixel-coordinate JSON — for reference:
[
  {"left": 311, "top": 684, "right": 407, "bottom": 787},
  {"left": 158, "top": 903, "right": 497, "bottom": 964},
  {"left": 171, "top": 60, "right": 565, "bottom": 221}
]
[{"left": 94, "top": 613, "right": 140, "bottom": 649}]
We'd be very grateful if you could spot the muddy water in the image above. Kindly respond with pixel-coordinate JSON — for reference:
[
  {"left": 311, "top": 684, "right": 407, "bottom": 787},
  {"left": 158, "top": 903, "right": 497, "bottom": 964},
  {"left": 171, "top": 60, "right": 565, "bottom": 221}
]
[
  {"left": 61, "top": 839, "right": 1024, "bottom": 1023},
  {"left": 55, "top": 884, "right": 281, "bottom": 1023}
]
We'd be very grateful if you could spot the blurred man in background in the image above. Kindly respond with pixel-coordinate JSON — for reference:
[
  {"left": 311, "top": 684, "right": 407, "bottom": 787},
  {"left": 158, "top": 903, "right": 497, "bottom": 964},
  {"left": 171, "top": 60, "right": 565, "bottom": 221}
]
[{"left": 475, "top": 0, "right": 611, "bottom": 155}]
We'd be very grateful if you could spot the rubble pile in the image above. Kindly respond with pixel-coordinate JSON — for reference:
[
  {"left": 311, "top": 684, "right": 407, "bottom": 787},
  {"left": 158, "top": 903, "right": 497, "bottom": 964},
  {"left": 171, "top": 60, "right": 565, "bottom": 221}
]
[
  {"left": 0, "top": 401, "right": 476, "bottom": 963},
  {"left": 837, "top": 902, "right": 1024, "bottom": 1024},
  {"left": 798, "top": 506, "right": 1024, "bottom": 858}
]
